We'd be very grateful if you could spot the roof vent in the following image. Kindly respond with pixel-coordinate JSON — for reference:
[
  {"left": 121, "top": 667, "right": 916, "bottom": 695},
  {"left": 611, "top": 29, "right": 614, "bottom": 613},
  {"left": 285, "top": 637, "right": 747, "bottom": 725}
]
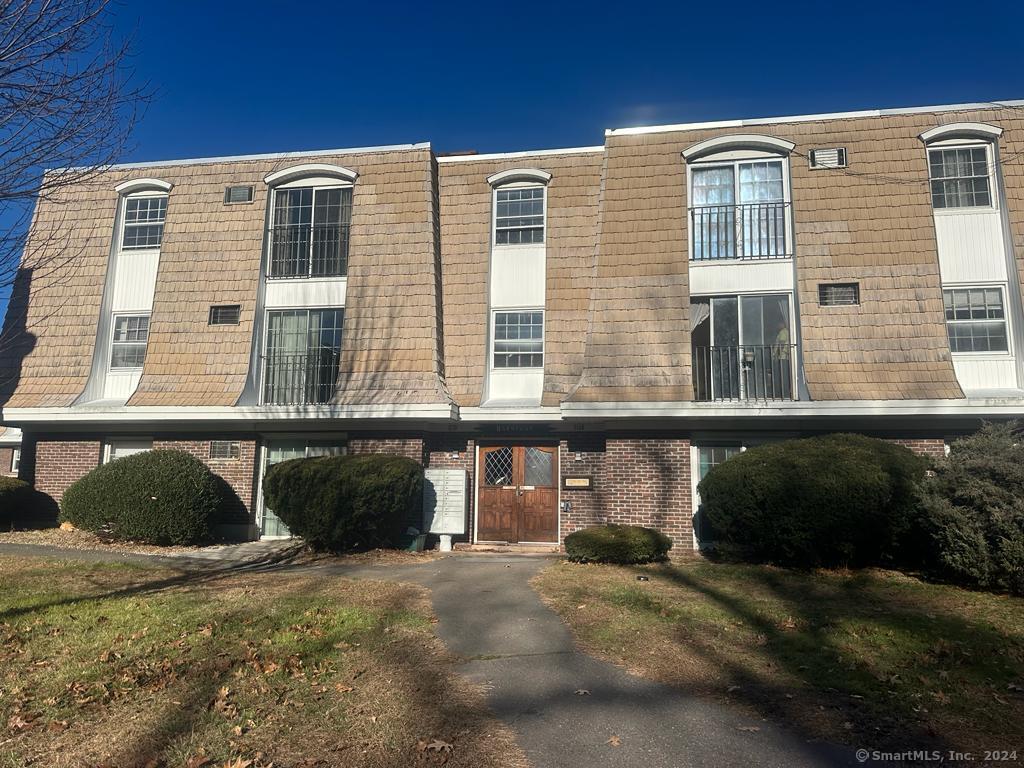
[{"left": 808, "top": 147, "right": 847, "bottom": 169}]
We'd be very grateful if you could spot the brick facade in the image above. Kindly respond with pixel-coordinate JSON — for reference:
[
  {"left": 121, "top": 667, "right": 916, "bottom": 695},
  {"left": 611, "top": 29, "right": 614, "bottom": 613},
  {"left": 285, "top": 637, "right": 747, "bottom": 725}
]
[
  {"left": 34, "top": 439, "right": 102, "bottom": 504},
  {"left": 348, "top": 437, "right": 426, "bottom": 464},
  {"left": 889, "top": 438, "right": 947, "bottom": 460}
]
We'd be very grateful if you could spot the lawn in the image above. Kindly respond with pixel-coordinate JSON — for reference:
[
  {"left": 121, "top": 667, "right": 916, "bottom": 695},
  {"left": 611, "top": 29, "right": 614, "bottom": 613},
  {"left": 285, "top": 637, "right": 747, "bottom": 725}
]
[
  {"left": 0, "top": 556, "right": 526, "bottom": 768},
  {"left": 534, "top": 560, "right": 1024, "bottom": 755}
]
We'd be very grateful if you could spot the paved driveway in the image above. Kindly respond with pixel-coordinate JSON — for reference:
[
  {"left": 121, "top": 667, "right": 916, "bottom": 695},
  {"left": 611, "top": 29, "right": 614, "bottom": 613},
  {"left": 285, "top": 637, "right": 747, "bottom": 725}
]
[{"left": 317, "top": 555, "right": 855, "bottom": 768}]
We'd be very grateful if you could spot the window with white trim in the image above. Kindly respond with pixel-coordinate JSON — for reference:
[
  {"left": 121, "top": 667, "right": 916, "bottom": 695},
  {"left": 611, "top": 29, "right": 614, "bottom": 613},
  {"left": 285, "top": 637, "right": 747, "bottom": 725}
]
[
  {"left": 121, "top": 195, "right": 168, "bottom": 249},
  {"left": 210, "top": 440, "right": 241, "bottom": 460},
  {"left": 689, "top": 159, "right": 789, "bottom": 260},
  {"left": 110, "top": 315, "right": 150, "bottom": 369},
  {"left": 494, "top": 187, "right": 545, "bottom": 245},
  {"left": 493, "top": 310, "right": 543, "bottom": 368},
  {"left": 269, "top": 186, "right": 352, "bottom": 278},
  {"left": 104, "top": 439, "right": 153, "bottom": 463},
  {"left": 943, "top": 287, "right": 1008, "bottom": 353},
  {"left": 11, "top": 448, "right": 20, "bottom": 474},
  {"left": 928, "top": 146, "right": 992, "bottom": 209}
]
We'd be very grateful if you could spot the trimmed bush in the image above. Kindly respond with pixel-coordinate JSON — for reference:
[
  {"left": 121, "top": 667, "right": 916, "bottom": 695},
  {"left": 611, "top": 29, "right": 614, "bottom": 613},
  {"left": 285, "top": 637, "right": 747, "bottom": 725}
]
[
  {"left": 697, "top": 434, "right": 928, "bottom": 568},
  {"left": 0, "top": 477, "right": 32, "bottom": 528},
  {"left": 62, "top": 449, "right": 226, "bottom": 545},
  {"left": 917, "top": 422, "right": 1024, "bottom": 595},
  {"left": 262, "top": 454, "right": 422, "bottom": 552},
  {"left": 565, "top": 524, "right": 672, "bottom": 564}
]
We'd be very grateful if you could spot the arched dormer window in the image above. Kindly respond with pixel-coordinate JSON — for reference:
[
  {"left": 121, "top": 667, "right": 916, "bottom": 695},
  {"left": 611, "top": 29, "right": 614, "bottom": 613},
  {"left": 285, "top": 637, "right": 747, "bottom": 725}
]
[
  {"left": 263, "top": 163, "right": 357, "bottom": 278},
  {"left": 487, "top": 168, "right": 551, "bottom": 246},
  {"left": 919, "top": 123, "right": 1002, "bottom": 211},
  {"left": 114, "top": 178, "right": 172, "bottom": 251},
  {"left": 682, "top": 134, "right": 795, "bottom": 261}
]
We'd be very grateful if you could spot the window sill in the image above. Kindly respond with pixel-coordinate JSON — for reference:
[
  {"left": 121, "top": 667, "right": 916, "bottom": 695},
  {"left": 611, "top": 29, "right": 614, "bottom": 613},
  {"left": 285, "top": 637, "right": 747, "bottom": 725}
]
[
  {"left": 933, "top": 206, "right": 999, "bottom": 216},
  {"left": 264, "top": 275, "right": 348, "bottom": 282},
  {"left": 689, "top": 256, "right": 794, "bottom": 265},
  {"left": 492, "top": 243, "right": 546, "bottom": 250}
]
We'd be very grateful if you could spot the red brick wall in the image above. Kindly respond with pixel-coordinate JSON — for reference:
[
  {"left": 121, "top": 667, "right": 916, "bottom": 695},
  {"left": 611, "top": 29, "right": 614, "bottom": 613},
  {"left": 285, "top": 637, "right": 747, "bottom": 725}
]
[
  {"left": 34, "top": 439, "right": 102, "bottom": 504},
  {"left": 559, "top": 437, "right": 694, "bottom": 551},
  {"left": 348, "top": 437, "right": 426, "bottom": 464},
  {"left": 0, "top": 447, "right": 15, "bottom": 477},
  {"left": 152, "top": 439, "right": 258, "bottom": 519},
  {"left": 889, "top": 438, "right": 946, "bottom": 460}
]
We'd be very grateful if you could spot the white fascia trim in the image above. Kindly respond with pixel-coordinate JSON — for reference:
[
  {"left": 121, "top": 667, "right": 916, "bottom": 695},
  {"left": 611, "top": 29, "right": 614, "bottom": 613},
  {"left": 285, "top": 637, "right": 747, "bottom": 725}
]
[
  {"left": 55, "top": 143, "right": 431, "bottom": 173},
  {"left": 264, "top": 163, "right": 358, "bottom": 186},
  {"left": 114, "top": 178, "right": 173, "bottom": 194},
  {"left": 606, "top": 99, "right": 1024, "bottom": 138},
  {"left": 486, "top": 168, "right": 552, "bottom": 186},
  {"left": 437, "top": 146, "right": 604, "bottom": 163},
  {"left": 1, "top": 404, "right": 457, "bottom": 424},
  {"left": 459, "top": 406, "right": 562, "bottom": 422},
  {"left": 560, "top": 398, "right": 1024, "bottom": 419},
  {"left": 919, "top": 122, "right": 1004, "bottom": 143},
  {"left": 682, "top": 134, "right": 795, "bottom": 160}
]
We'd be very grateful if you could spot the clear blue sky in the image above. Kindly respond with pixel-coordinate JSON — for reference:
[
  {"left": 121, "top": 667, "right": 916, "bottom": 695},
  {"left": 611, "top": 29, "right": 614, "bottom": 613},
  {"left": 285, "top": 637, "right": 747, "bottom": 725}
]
[{"left": 112, "top": 0, "right": 1024, "bottom": 162}]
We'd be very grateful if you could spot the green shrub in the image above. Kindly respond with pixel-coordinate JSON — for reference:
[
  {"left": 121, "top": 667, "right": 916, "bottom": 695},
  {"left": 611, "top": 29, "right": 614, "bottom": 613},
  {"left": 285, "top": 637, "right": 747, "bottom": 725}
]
[
  {"left": 262, "top": 454, "right": 423, "bottom": 552},
  {"left": 917, "top": 422, "right": 1024, "bottom": 595},
  {"left": 697, "top": 434, "right": 928, "bottom": 568},
  {"left": 62, "top": 450, "right": 227, "bottom": 545},
  {"left": 565, "top": 524, "right": 672, "bottom": 564},
  {"left": 0, "top": 477, "right": 32, "bottom": 528}
]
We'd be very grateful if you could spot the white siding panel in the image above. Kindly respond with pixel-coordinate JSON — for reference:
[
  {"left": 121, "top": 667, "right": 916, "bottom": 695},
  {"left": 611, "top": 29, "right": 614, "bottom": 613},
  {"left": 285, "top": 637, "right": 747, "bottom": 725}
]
[
  {"left": 264, "top": 278, "right": 347, "bottom": 309},
  {"left": 689, "top": 259, "right": 795, "bottom": 296},
  {"left": 110, "top": 251, "right": 159, "bottom": 312},
  {"left": 934, "top": 211, "right": 1008, "bottom": 284},
  {"left": 490, "top": 247, "right": 546, "bottom": 307},
  {"left": 952, "top": 357, "right": 1018, "bottom": 391},
  {"left": 103, "top": 370, "right": 142, "bottom": 400},
  {"left": 486, "top": 368, "right": 544, "bottom": 403}
]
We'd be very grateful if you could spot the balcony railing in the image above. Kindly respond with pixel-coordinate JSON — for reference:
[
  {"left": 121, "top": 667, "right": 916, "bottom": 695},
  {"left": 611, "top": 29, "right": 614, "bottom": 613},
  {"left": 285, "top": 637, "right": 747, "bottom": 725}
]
[
  {"left": 267, "top": 223, "right": 349, "bottom": 278},
  {"left": 690, "top": 202, "right": 790, "bottom": 261},
  {"left": 693, "top": 345, "right": 796, "bottom": 401},
  {"left": 261, "top": 349, "right": 340, "bottom": 405}
]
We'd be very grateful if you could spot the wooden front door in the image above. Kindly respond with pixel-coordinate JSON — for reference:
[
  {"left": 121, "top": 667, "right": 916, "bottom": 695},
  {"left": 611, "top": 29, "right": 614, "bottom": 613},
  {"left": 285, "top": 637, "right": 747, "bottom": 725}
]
[{"left": 477, "top": 445, "right": 558, "bottom": 543}]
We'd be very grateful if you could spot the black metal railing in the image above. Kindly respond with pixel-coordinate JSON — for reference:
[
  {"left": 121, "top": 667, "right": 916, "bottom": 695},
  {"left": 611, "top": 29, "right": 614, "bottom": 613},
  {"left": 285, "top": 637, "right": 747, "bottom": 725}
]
[
  {"left": 690, "top": 202, "right": 790, "bottom": 260},
  {"left": 267, "top": 223, "right": 349, "bottom": 278},
  {"left": 261, "top": 349, "right": 340, "bottom": 405},
  {"left": 692, "top": 345, "right": 796, "bottom": 401}
]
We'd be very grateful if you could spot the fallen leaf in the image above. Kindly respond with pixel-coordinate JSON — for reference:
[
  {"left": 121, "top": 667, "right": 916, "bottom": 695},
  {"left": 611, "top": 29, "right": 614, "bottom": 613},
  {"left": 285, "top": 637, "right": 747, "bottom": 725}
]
[
  {"left": 736, "top": 726, "right": 760, "bottom": 733},
  {"left": 47, "top": 720, "right": 69, "bottom": 732},
  {"left": 426, "top": 739, "right": 452, "bottom": 753},
  {"left": 606, "top": 735, "right": 622, "bottom": 747},
  {"left": 185, "top": 754, "right": 212, "bottom": 768},
  {"left": 574, "top": 689, "right": 590, "bottom": 696},
  {"left": 727, "top": 685, "right": 741, "bottom": 693}
]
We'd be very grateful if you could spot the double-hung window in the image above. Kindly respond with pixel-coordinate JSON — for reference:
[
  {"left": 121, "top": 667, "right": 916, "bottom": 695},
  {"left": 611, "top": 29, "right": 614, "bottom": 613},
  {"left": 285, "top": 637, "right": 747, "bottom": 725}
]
[
  {"left": 493, "top": 311, "right": 543, "bottom": 368},
  {"left": 121, "top": 195, "right": 167, "bottom": 249},
  {"left": 269, "top": 186, "right": 352, "bottom": 278},
  {"left": 943, "top": 287, "right": 1008, "bottom": 353},
  {"left": 690, "top": 160, "right": 788, "bottom": 260},
  {"left": 110, "top": 315, "right": 150, "bottom": 369},
  {"left": 263, "top": 308, "right": 344, "bottom": 404},
  {"left": 494, "top": 187, "right": 545, "bottom": 245},
  {"left": 928, "top": 146, "right": 992, "bottom": 209}
]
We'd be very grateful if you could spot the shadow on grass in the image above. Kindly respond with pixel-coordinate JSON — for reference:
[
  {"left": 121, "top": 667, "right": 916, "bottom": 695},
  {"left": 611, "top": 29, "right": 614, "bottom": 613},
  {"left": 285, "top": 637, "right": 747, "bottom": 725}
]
[{"left": 627, "top": 563, "right": 1022, "bottom": 754}]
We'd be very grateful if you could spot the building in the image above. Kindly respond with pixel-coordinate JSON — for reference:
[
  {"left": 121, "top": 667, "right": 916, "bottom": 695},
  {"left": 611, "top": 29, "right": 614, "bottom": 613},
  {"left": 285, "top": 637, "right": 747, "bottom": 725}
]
[{"left": 2, "top": 99, "right": 1024, "bottom": 549}]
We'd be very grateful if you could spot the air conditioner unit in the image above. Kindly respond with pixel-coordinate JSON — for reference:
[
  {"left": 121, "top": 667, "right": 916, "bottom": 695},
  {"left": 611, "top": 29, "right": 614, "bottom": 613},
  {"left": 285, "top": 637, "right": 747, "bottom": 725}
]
[{"left": 808, "top": 147, "right": 848, "bottom": 169}]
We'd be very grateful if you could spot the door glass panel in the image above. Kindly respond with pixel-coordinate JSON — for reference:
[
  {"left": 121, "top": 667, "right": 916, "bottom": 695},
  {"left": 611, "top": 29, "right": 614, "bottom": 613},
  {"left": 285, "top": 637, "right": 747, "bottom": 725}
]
[
  {"left": 740, "top": 295, "right": 766, "bottom": 347},
  {"left": 261, "top": 441, "right": 305, "bottom": 537},
  {"left": 484, "top": 447, "right": 513, "bottom": 486},
  {"left": 523, "top": 447, "right": 553, "bottom": 487}
]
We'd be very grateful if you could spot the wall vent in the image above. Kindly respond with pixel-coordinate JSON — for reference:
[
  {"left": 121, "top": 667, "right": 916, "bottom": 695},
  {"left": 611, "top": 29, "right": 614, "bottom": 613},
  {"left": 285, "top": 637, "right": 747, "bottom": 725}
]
[
  {"left": 209, "top": 304, "right": 241, "bottom": 325},
  {"left": 818, "top": 282, "right": 860, "bottom": 306},
  {"left": 224, "top": 185, "right": 254, "bottom": 204},
  {"left": 808, "top": 147, "right": 848, "bottom": 169}
]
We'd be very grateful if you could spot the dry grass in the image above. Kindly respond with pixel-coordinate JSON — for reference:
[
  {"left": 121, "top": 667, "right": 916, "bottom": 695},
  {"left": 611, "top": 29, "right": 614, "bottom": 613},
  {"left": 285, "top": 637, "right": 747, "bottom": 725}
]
[
  {"left": 0, "top": 556, "right": 527, "bottom": 768},
  {"left": 534, "top": 560, "right": 1024, "bottom": 755},
  {"left": 0, "top": 528, "right": 213, "bottom": 556}
]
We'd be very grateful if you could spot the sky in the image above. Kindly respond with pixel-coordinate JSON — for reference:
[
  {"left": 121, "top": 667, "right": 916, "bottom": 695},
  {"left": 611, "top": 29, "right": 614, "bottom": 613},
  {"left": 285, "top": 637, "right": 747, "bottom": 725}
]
[{"left": 109, "top": 0, "right": 1024, "bottom": 162}]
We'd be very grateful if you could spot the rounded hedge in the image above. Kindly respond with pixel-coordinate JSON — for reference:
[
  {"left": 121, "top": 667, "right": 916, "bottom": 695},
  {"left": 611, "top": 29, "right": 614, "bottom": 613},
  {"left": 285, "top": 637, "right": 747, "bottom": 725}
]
[
  {"left": 565, "top": 524, "right": 673, "bottom": 564},
  {"left": 61, "top": 449, "right": 225, "bottom": 545},
  {"left": 262, "top": 453, "right": 423, "bottom": 552},
  {"left": 697, "top": 434, "right": 928, "bottom": 568},
  {"left": 918, "top": 422, "right": 1024, "bottom": 595},
  {"left": 0, "top": 477, "right": 32, "bottom": 528}
]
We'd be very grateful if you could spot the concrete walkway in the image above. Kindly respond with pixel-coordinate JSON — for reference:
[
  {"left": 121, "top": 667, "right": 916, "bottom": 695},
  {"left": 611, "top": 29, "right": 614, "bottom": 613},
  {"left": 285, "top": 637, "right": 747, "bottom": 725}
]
[
  {"left": 2, "top": 544, "right": 855, "bottom": 767},
  {"left": 314, "top": 555, "right": 856, "bottom": 768}
]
